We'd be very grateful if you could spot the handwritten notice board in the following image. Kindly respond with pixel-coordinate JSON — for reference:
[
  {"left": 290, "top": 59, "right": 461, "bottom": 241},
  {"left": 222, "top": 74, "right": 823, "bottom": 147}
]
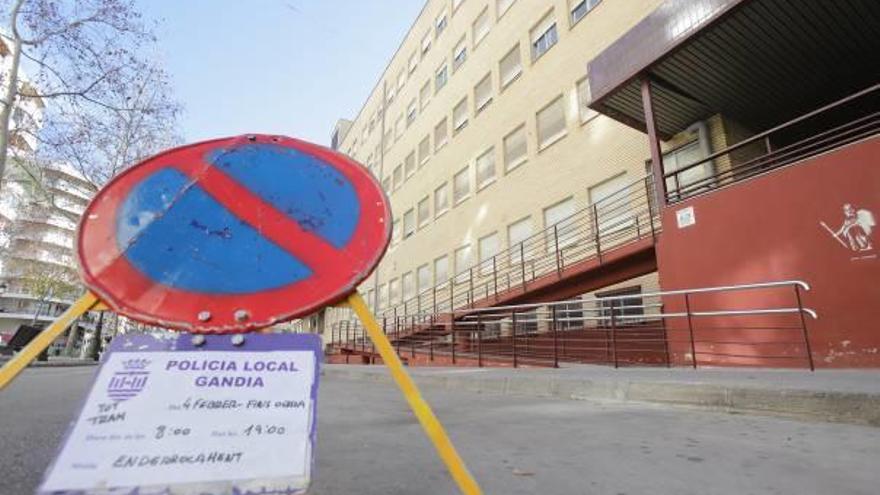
[{"left": 38, "top": 333, "right": 322, "bottom": 495}]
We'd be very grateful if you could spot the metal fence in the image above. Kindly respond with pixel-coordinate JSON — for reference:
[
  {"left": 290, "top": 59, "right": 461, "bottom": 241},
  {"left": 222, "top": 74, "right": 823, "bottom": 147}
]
[
  {"left": 663, "top": 83, "right": 880, "bottom": 203},
  {"left": 331, "top": 280, "right": 818, "bottom": 370},
  {"left": 373, "top": 173, "right": 659, "bottom": 320}
]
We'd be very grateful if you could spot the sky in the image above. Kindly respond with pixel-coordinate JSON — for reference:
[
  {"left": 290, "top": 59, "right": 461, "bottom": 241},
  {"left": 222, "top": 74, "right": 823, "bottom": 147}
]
[{"left": 138, "top": 1, "right": 425, "bottom": 146}]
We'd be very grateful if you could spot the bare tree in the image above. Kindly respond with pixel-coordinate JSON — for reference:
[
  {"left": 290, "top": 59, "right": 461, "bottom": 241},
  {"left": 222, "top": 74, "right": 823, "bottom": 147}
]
[{"left": 0, "top": 0, "right": 173, "bottom": 192}]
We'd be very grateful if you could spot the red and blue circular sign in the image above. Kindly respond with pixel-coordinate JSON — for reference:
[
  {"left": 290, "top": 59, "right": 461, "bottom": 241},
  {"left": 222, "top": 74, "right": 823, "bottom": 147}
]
[{"left": 77, "top": 134, "right": 391, "bottom": 333}]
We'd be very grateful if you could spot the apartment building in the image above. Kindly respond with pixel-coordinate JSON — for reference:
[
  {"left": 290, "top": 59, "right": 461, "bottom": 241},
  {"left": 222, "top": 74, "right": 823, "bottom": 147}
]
[{"left": 328, "top": 0, "right": 683, "bottom": 326}]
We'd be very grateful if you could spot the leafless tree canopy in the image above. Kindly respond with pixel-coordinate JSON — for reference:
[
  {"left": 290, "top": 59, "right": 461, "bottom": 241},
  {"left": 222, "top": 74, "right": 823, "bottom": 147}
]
[{"left": 0, "top": 0, "right": 181, "bottom": 189}]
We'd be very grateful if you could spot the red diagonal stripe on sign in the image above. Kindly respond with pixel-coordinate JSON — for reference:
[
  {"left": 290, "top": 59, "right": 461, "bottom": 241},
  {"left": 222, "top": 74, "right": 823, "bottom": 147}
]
[{"left": 173, "top": 161, "right": 343, "bottom": 275}]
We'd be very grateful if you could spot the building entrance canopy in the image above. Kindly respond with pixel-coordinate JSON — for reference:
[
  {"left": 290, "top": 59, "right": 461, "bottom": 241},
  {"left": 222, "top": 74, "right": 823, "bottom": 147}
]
[{"left": 586, "top": 0, "right": 880, "bottom": 139}]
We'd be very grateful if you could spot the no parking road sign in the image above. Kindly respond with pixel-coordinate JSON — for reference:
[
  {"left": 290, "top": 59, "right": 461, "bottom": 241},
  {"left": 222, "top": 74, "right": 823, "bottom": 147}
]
[{"left": 77, "top": 134, "right": 391, "bottom": 333}]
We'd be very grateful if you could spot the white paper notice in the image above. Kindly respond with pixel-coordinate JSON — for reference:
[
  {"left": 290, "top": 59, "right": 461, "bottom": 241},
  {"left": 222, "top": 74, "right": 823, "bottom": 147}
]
[{"left": 39, "top": 350, "right": 316, "bottom": 493}]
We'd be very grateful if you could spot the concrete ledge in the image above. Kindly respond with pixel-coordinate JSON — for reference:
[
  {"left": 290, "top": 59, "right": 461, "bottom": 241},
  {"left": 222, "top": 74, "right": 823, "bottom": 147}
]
[{"left": 323, "top": 365, "right": 880, "bottom": 427}]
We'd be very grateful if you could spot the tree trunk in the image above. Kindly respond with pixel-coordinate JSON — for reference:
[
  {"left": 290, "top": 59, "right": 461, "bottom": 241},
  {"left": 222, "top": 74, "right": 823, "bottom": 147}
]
[
  {"left": 63, "top": 321, "right": 81, "bottom": 357},
  {"left": 0, "top": 0, "right": 27, "bottom": 194},
  {"left": 85, "top": 311, "right": 104, "bottom": 361}
]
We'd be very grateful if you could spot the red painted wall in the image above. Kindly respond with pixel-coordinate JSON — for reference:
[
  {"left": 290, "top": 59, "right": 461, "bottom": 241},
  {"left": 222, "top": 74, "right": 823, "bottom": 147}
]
[{"left": 656, "top": 137, "right": 880, "bottom": 367}]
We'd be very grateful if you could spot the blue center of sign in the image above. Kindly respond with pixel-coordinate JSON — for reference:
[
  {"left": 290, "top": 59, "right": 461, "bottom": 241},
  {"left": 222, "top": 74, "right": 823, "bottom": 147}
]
[{"left": 115, "top": 144, "right": 361, "bottom": 294}]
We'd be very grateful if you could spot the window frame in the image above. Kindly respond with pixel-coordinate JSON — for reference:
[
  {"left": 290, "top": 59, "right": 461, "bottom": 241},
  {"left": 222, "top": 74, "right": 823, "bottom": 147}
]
[
  {"left": 453, "top": 165, "right": 471, "bottom": 205},
  {"left": 475, "top": 146, "right": 496, "bottom": 190},
  {"left": 434, "top": 182, "right": 449, "bottom": 217},
  {"left": 503, "top": 123, "right": 528, "bottom": 172},
  {"left": 499, "top": 44, "right": 523, "bottom": 90},
  {"left": 536, "top": 95, "right": 568, "bottom": 150},
  {"left": 474, "top": 72, "right": 493, "bottom": 113},
  {"left": 453, "top": 96, "right": 469, "bottom": 133}
]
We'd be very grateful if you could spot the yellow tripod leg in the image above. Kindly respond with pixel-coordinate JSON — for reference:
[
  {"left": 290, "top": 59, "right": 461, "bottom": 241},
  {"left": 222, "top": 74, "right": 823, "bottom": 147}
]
[
  {"left": 0, "top": 292, "right": 101, "bottom": 390},
  {"left": 346, "top": 292, "right": 482, "bottom": 495}
]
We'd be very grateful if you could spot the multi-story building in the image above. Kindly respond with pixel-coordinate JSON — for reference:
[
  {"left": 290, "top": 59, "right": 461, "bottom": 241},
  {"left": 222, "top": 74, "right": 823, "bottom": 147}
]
[
  {"left": 0, "top": 36, "right": 99, "bottom": 352},
  {"left": 329, "top": 0, "right": 688, "bottom": 327},
  {"left": 327, "top": 0, "right": 880, "bottom": 369},
  {"left": 0, "top": 160, "right": 98, "bottom": 351}
]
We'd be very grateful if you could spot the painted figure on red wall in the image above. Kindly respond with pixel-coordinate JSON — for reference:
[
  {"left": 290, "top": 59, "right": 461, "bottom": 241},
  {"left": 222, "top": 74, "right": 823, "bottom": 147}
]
[{"left": 821, "top": 204, "right": 875, "bottom": 253}]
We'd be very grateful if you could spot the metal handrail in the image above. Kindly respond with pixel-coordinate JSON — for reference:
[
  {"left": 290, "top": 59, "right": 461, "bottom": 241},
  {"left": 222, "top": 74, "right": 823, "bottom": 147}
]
[
  {"left": 663, "top": 83, "right": 880, "bottom": 181},
  {"left": 454, "top": 280, "right": 810, "bottom": 315},
  {"left": 373, "top": 173, "right": 658, "bottom": 318}
]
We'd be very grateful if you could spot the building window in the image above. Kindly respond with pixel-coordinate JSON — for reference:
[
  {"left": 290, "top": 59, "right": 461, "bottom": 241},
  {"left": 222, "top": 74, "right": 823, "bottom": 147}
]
[
  {"left": 530, "top": 12, "right": 558, "bottom": 61},
  {"left": 453, "top": 0, "right": 465, "bottom": 12},
  {"left": 391, "top": 218, "right": 400, "bottom": 243},
  {"left": 392, "top": 164, "right": 403, "bottom": 190},
  {"left": 454, "top": 244, "right": 473, "bottom": 281},
  {"left": 503, "top": 124, "right": 528, "bottom": 172},
  {"left": 384, "top": 129, "right": 392, "bottom": 151},
  {"left": 453, "top": 36, "right": 467, "bottom": 72},
  {"left": 472, "top": 8, "right": 490, "bottom": 47},
  {"left": 382, "top": 176, "right": 391, "bottom": 192},
  {"left": 499, "top": 44, "right": 522, "bottom": 89},
  {"left": 435, "top": 63, "right": 448, "bottom": 93},
  {"left": 598, "top": 286, "right": 644, "bottom": 326},
  {"left": 408, "top": 52, "right": 418, "bottom": 74},
  {"left": 434, "top": 118, "right": 448, "bottom": 151},
  {"left": 434, "top": 182, "right": 449, "bottom": 216},
  {"left": 536, "top": 95, "right": 567, "bottom": 149},
  {"left": 434, "top": 255, "right": 449, "bottom": 285},
  {"left": 421, "top": 32, "right": 432, "bottom": 56},
  {"left": 658, "top": 139, "right": 711, "bottom": 194},
  {"left": 407, "top": 99, "right": 417, "bottom": 126},
  {"left": 397, "top": 70, "right": 406, "bottom": 91},
  {"left": 387, "top": 83, "right": 396, "bottom": 104},
  {"left": 389, "top": 278, "right": 400, "bottom": 304},
  {"left": 436, "top": 11, "right": 448, "bottom": 37},
  {"left": 419, "top": 135, "right": 431, "bottom": 165},
  {"left": 570, "top": 0, "right": 600, "bottom": 26},
  {"left": 420, "top": 80, "right": 431, "bottom": 110},
  {"left": 453, "top": 166, "right": 470, "bottom": 204},
  {"left": 378, "top": 283, "right": 388, "bottom": 310},
  {"left": 402, "top": 271, "right": 415, "bottom": 301},
  {"left": 418, "top": 196, "right": 430, "bottom": 227},
  {"left": 403, "top": 208, "right": 415, "bottom": 238},
  {"left": 478, "top": 232, "right": 499, "bottom": 275},
  {"left": 543, "top": 197, "right": 577, "bottom": 252},
  {"left": 497, "top": 0, "right": 515, "bottom": 17},
  {"left": 475, "top": 147, "right": 496, "bottom": 190},
  {"left": 405, "top": 151, "right": 416, "bottom": 178},
  {"left": 417, "top": 263, "right": 432, "bottom": 292},
  {"left": 589, "top": 172, "right": 632, "bottom": 234},
  {"left": 394, "top": 114, "right": 404, "bottom": 140},
  {"left": 576, "top": 77, "right": 599, "bottom": 123},
  {"left": 507, "top": 216, "right": 533, "bottom": 262},
  {"left": 474, "top": 73, "right": 493, "bottom": 113},
  {"left": 453, "top": 97, "right": 469, "bottom": 133}
]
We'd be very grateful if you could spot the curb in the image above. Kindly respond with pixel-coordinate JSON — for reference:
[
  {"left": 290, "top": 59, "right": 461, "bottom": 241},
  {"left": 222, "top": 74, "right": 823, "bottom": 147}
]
[
  {"left": 0, "top": 358, "right": 98, "bottom": 368},
  {"left": 323, "top": 367, "right": 880, "bottom": 427}
]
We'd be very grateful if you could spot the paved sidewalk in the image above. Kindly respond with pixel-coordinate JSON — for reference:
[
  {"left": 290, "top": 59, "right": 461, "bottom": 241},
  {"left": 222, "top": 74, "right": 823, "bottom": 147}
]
[{"left": 324, "top": 364, "right": 880, "bottom": 427}]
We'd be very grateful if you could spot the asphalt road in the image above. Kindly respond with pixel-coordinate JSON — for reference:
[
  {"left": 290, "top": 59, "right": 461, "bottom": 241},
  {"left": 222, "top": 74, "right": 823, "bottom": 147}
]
[{"left": 1, "top": 367, "right": 878, "bottom": 495}]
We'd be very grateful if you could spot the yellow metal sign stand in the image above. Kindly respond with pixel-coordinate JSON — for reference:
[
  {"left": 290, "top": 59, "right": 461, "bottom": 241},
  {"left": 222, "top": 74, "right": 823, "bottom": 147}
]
[
  {"left": 0, "top": 292, "right": 101, "bottom": 390},
  {"left": 344, "top": 292, "right": 482, "bottom": 495},
  {"left": 0, "top": 291, "right": 483, "bottom": 494}
]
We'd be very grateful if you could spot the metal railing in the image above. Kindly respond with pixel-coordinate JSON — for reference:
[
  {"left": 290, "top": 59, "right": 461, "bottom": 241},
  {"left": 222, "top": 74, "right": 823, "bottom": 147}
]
[
  {"left": 331, "top": 280, "right": 818, "bottom": 370},
  {"left": 372, "top": 173, "right": 659, "bottom": 323},
  {"left": 664, "top": 83, "right": 880, "bottom": 203}
]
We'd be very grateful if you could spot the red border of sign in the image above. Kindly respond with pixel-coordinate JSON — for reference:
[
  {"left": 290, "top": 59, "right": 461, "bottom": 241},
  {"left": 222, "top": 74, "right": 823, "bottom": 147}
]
[{"left": 77, "top": 134, "right": 391, "bottom": 333}]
